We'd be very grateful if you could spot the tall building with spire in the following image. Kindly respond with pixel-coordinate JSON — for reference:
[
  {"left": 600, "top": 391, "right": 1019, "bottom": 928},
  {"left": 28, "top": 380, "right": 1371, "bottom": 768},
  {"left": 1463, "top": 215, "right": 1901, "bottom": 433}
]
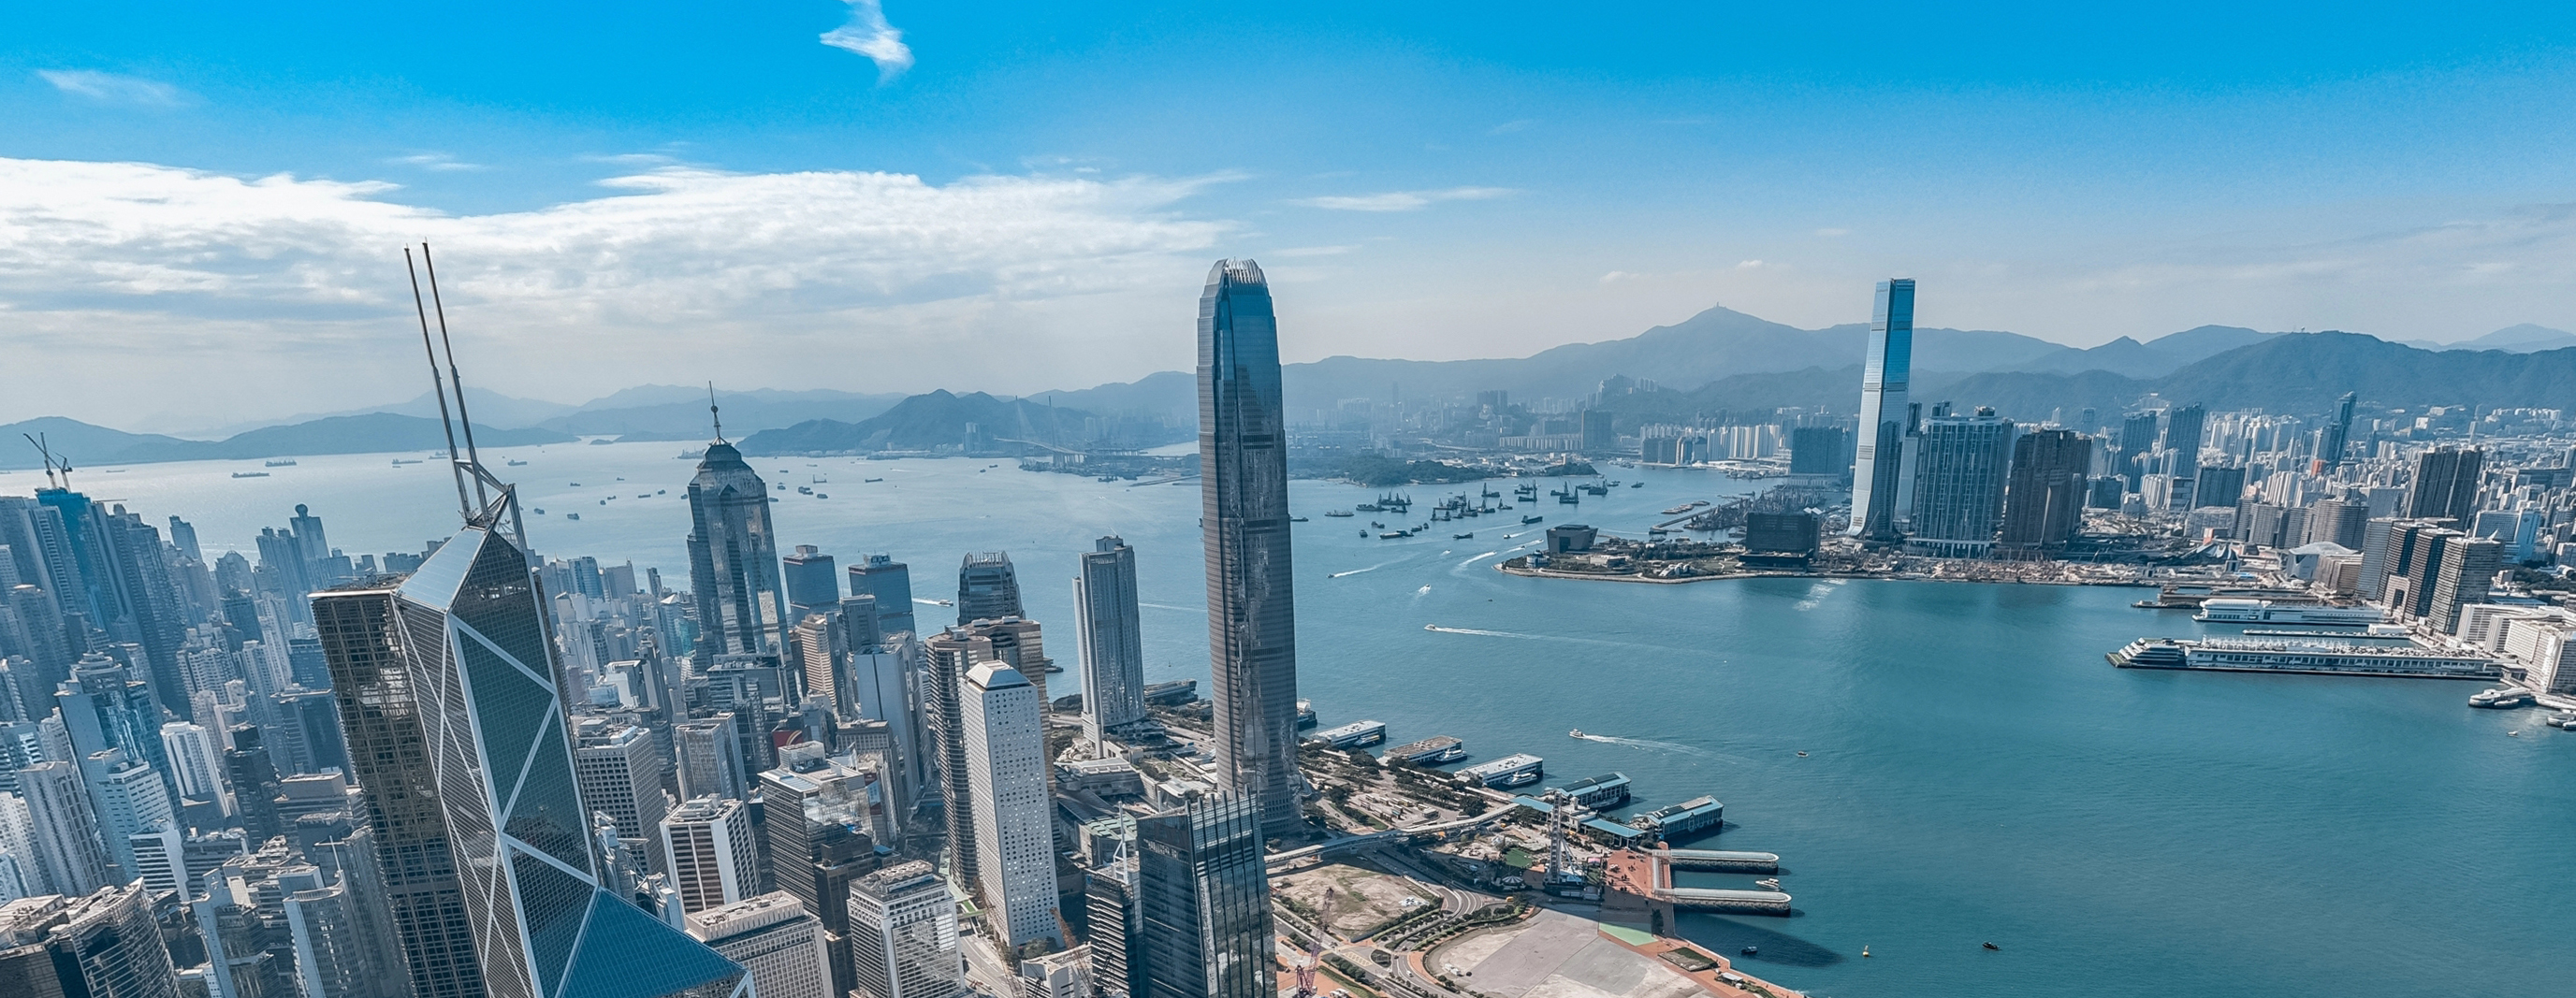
[
  {"left": 686, "top": 413, "right": 791, "bottom": 663},
  {"left": 313, "top": 275, "right": 746, "bottom": 998},
  {"left": 953, "top": 553, "right": 1022, "bottom": 625},
  {"left": 1196, "top": 259, "right": 1303, "bottom": 836},
  {"left": 1851, "top": 279, "right": 1915, "bottom": 541}
]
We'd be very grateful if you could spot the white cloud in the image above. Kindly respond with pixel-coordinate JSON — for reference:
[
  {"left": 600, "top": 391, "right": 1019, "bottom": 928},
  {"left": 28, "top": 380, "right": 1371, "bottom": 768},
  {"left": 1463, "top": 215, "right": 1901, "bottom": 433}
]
[
  {"left": 821, "top": 0, "right": 914, "bottom": 83},
  {"left": 1488, "top": 119, "right": 1536, "bottom": 136},
  {"left": 1597, "top": 271, "right": 1637, "bottom": 284},
  {"left": 1292, "top": 186, "right": 1519, "bottom": 212},
  {"left": 0, "top": 156, "right": 1237, "bottom": 424},
  {"left": 36, "top": 69, "right": 195, "bottom": 108},
  {"left": 387, "top": 152, "right": 486, "bottom": 172},
  {"left": 1736, "top": 259, "right": 1765, "bottom": 269}
]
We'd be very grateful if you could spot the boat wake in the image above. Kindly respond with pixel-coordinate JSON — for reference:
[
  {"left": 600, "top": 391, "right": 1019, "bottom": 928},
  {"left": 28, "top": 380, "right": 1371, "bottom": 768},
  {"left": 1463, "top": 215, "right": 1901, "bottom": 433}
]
[
  {"left": 1572, "top": 731, "right": 1743, "bottom": 763},
  {"left": 1420, "top": 624, "right": 1668, "bottom": 652},
  {"left": 1138, "top": 602, "right": 1205, "bottom": 614},
  {"left": 1330, "top": 562, "right": 1395, "bottom": 579},
  {"left": 1457, "top": 551, "right": 1500, "bottom": 568},
  {"left": 1794, "top": 582, "right": 1837, "bottom": 612}
]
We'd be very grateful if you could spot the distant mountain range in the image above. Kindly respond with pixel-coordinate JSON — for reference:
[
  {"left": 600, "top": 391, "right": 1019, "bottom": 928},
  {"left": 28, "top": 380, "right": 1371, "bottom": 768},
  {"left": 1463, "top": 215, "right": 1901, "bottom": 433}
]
[
  {"left": 10, "top": 311, "right": 2572, "bottom": 470},
  {"left": 0, "top": 413, "right": 572, "bottom": 470},
  {"left": 735, "top": 390, "right": 1188, "bottom": 456}
]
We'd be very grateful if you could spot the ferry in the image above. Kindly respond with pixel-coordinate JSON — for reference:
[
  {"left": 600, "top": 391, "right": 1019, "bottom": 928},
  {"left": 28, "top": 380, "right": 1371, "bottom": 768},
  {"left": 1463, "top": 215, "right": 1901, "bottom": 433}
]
[
  {"left": 230, "top": 471, "right": 269, "bottom": 479},
  {"left": 1522, "top": 515, "right": 1544, "bottom": 525},
  {"left": 796, "top": 486, "right": 813, "bottom": 495},
  {"left": 1355, "top": 502, "right": 1383, "bottom": 513},
  {"left": 506, "top": 458, "right": 528, "bottom": 466},
  {"left": 1453, "top": 532, "right": 1473, "bottom": 540},
  {"left": 1630, "top": 482, "right": 1644, "bottom": 488},
  {"left": 264, "top": 458, "right": 297, "bottom": 467},
  {"left": 1323, "top": 510, "right": 1355, "bottom": 517},
  {"left": 1290, "top": 515, "right": 1309, "bottom": 523},
  {"left": 391, "top": 458, "right": 421, "bottom": 466},
  {"left": 565, "top": 513, "right": 580, "bottom": 520},
  {"left": 1296, "top": 700, "right": 1318, "bottom": 729},
  {"left": 2469, "top": 688, "right": 2534, "bottom": 709},
  {"left": 865, "top": 477, "right": 884, "bottom": 483},
  {"left": 2194, "top": 599, "right": 2383, "bottom": 625}
]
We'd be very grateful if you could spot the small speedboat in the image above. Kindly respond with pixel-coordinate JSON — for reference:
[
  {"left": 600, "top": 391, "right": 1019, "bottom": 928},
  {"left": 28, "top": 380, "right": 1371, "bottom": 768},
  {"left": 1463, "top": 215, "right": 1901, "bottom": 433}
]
[
  {"left": 1983, "top": 942, "right": 2001, "bottom": 951},
  {"left": 1739, "top": 947, "right": 1757, "bottom": 957},
  {"left": 1568, "top": 729, "right": 1584, "bottom": 738},
  {"left": 1754, "top": 878, "right": 1781, "bottom": 890}
]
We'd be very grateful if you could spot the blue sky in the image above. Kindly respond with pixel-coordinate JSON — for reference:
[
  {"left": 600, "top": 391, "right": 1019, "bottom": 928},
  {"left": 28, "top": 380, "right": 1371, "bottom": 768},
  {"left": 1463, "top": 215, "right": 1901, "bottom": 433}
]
[{"left": 8, "top": 2, "right": 2576, "bottom": 428}]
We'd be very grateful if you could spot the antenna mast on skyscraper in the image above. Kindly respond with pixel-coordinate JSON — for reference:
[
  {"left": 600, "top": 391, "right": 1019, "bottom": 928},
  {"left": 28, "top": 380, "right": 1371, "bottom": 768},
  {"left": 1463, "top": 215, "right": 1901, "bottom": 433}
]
[
  {"left": 420, "top": 244, "right": 491, "bottom": 513},
  {"left": 707, "top": 382, "right": 723, "bottom": 442},
  {"left": 404, "top": 247, "right": 476, "bottom": 521}
]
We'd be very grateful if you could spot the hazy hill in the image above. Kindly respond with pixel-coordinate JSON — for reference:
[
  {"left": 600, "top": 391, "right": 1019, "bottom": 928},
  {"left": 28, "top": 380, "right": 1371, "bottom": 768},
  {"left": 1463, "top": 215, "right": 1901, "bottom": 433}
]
[
  {"left": 539, "top": 389, "right": 909, "bottom": 441},
  {"left": 1, "top": 413, "right": 572, "bottom": 470},
  {"left": 736, "top": 390, "right": 1142, "bottom": 455}
]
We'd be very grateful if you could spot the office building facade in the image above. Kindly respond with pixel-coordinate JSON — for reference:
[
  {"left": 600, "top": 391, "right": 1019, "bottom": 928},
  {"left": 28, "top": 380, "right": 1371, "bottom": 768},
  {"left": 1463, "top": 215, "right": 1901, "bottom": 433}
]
[
  {"left": 954, "top": 553, "right": 1023, "bottom": 625},
  {"left": 960, "top": 661, "right": 1058, "bottom": 947},
  {"left": 1907, "top": 409, "right": 2016, "bottom": 557},
  {"left": 847, "top": 861, "right": 966, "bottom": 998},
  {"left": 686, "top": 892, "right": 833, "bottom": 998},
  {"left": 1076, "top": 536, "right": 1147, "bottom": 749},
  {"left": 662, "top": 795, "right": 764, "bottom": 915},
  {"left": 1850, "top": 279, "right": 1916, "bottom": 540},
  {"left": 1197, "top": 259, "right": 1304, "bottom": 836},
  {"left": 1133, "top": 795, "right": 1273, "bottom": 998},
  {"left": 1999, "top": 429, "right": 2090, "bottom": 553},
  {"left": 687, "top": 441, "right": 793, "bottom": 661}
]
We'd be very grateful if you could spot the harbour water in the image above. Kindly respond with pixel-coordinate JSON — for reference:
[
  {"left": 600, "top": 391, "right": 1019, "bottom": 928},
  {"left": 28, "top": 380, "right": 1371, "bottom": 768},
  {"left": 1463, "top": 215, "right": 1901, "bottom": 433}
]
[{"left": 42, "top": 441, "right": 2576, "bottom": 998}]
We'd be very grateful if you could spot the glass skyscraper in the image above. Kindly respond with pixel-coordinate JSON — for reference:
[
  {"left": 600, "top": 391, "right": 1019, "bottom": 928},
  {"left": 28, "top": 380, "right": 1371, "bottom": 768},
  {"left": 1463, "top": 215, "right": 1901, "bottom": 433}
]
[
  {"left": 1850, "top": 279, "right": 1914, "bottom": 541},
  {"left": 686, "top": 440, "right": 792, "bottom": 662},
  {"left": 1075, "top": 535, "right": 1145, "bottom": 749},
  {"left": 1196, "top": 259, "right": 1303, "bottom": 836},
  {"left": 1133, "top": 794, "right": 1273, "bottom": 998},
  {"left": 317, "top": 517, "right": 748, "bottom": 998}
]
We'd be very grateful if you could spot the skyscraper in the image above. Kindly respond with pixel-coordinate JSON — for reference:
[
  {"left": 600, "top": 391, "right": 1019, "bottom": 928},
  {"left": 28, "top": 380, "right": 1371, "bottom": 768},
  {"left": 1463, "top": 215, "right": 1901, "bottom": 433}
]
[
  {"left": 1196, "top": 258, "right": 1303, "bottom": 836},
  {"left": 1132, "top": 794, "right": 1273, "bottom": 998},
  {"left": 15, "top": 761, "right": 114, "bottom": 896},
  {"left": 959, "top": 661, "right": 1057, "bottom": 947},
  {"left": 847, "top": 555, "right": 916, "bottom": 638},
  {"left": 953, "top": 553, "right": 1022, "bottom": 625},
  {"left": 758, "top": 751, "right": 883, "bottom": 998},
  {"left": 1907, "top": 409, "right": 2016, "bottom": 558},
  {"left": 780, "top": 546, "right": 839, "bottom": 621},
  {"left": 573, "top": 722, "right": 669, "bottom": 868},
  {"left": 674, "top": 715, "right": 750, "bottom": 803},
  {"left": 1, "top": 883, "right": 180, "bottom": 998},
  {"left": 315, "top": 518, "right": 747, "bottom": 998},
  {"left": 2406, "top": 447, "right": 2483, "bottom": 527},
  {"left": 2430, "top": 537, "right": 2504, "bottom": 635},
  {"left": 2319, "top": 391, "right": 2358, "bottom": 471},
  {"left": 1076, "top": 536, "right": 1146, "bottom": 750},
  {"left": 846, "top": 861, "right": 965, "bottom": 998},
  {"left": 661, "top": 795, "right": 763, "bottom": 915},
  {"left": 1999, "top": 429, "right": 2091, "bottom": 553},
  {"left": 2118, "top": 411, "right": 2161, "bottom": 489},
  {"left": 1850, "top": 279, "right": 1915, "bottom": 541},
  {"left": 684, "top": 892, "right": 833, "bottom": 998},
  {"left": 686, "top": 439, "right": 792, "bottom": 661},
  {"left": 2162, "top": 404, "right": 2207, "bottom": 485}
]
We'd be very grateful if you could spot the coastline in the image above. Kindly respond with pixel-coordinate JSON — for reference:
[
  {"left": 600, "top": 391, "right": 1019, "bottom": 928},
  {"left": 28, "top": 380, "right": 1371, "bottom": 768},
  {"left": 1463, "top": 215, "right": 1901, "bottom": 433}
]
[{"left": 1493, "top": 560, "right": 2161, "bottom": 588}]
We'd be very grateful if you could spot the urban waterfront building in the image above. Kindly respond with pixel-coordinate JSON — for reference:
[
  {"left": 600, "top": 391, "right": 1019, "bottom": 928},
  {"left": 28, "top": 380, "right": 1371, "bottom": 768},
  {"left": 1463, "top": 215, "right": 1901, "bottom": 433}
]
[
  {"left": 779, "top": 545, "right": 840, "bottom": 621},
  {"left": 1999, "top": 429, "right": 2091, "bottom": 553},
  {"left": 1196, "top": 258, "right": 1304, "bottom": 836},
  {"left": 2429, "top": 537, "right": 2504, "bottom": 634},
  {"left": 959, "top": 661, "right": 1058, "bottom": 947},
  {"left": 847, "top": 554, "right": 917, "bottom": 638},
  {"left": 685, "top": 892, "right": 833, "bottom": 998},
  {"left": 1076, "top": 536, "right": 1146, "bottom": 750},
  {"left": 954, "top": 552, "right": 1023, "bottom": 625},
  {"left": 314, "top": 510, "right": 748, "bottom": 998},
  {"left": 686, "top": 437, "right": 793, "bottom": 661},
  {"left": 846, "top": 861, "right": 965, "bottom": 998},
  {"left": 1907, "top": 409, "right": 2016, "bottom": 558},
  {"left": 1133, "top": 794, "right": 1273, "bottom": 998},
  {"left": 1850, "top": 279, "right": 1916, "bottom": 541},
  {"left": 662, "top": 795, "right": 764, "bottom": 915}
]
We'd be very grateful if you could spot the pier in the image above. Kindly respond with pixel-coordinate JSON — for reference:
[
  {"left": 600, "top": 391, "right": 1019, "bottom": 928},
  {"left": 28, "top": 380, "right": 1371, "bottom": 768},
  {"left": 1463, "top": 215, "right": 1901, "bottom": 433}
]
[
  {"left": 1604, "top": 847, "right": 1794, "bottom": 918},
  {"left": 2111, "top": 637, "right": 2499, "bottom": 680}
]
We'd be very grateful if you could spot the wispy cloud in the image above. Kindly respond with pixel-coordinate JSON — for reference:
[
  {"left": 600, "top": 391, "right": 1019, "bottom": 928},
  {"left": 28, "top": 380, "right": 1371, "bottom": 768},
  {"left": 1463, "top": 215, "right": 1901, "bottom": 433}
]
[
  {"left": 36, "top": 69, "right": 195, "bottom": 108},
  {"left": 821, "top": 0, "right": 914, "bottom": 83},
  {"left": 1292, "top": 186, "right": 1518, "bottom": 212},
  {"left": 386, "top": 152, "right": 485, "bottom": 173},
  {"left": 1487, "top": 119, "right": 1536, "bottom": 136}
]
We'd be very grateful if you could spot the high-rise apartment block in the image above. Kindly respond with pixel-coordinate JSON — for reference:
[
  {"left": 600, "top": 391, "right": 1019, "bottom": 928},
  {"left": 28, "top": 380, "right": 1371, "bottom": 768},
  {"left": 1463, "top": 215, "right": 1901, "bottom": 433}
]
[
  {"left": 1197, "top": 259, "right": 1304, "bottom": 836},
  {"left": 2406, "top": 447, "right": 2483, "bottom": 527},
  {"left": 1906, "top": 409, "right": 2016, "bottom": 558},
  {"left": 1999, "top": 429, "right": 2090, "bottom": 553}
]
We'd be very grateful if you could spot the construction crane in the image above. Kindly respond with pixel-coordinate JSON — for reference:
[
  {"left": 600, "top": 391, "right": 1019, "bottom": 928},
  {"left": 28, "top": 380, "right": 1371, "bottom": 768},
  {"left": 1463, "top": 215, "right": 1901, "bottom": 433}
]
[
  {"left": 1290, "top": 943, "right": 1319, "bottom": 998},
  {"left": 1541, "top": 788, "right": 1588, "bottom": 892}
]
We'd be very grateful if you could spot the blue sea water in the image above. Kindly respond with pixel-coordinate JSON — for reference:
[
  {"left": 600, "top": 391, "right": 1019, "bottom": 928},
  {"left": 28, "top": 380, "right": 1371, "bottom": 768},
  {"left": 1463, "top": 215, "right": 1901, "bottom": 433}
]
[{"left": 49, "top": 441, "right": 2576, "bottom": 998}]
